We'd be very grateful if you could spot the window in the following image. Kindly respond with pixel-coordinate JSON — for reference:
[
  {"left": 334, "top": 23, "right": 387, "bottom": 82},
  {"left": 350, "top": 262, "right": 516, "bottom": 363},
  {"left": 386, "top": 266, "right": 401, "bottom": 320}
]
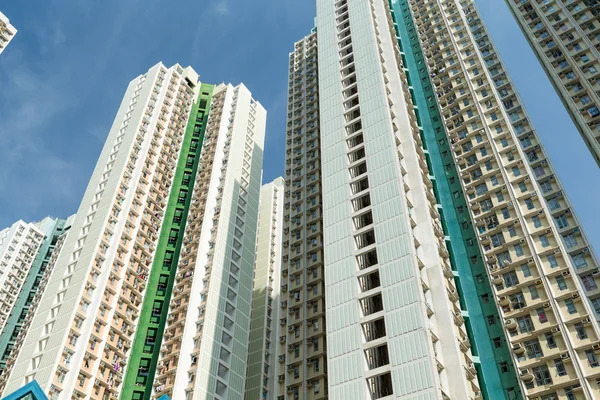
[
  {"left": 540, "top": 235, "right": 550, "bottom": 248},
  {"left": 504, "top": 271, "right": 519, "bottom": 288},
  {"left": 536, "top": 308, "right": 548, "bottom": 323},
  {"left": 515, "top": 244, "right": 524, "bottom": 257},
  {"left": 521, "top": 264, "right": 532, "bottom": 277},
  {"left": 575, "top": 323, "right": 588, "bottom": 340},
  {"left": 524, "top": 339, "right": 543, "bottom": 359},
  {"left": 572, "top": 254, "right": 588, "bottom": 269},
  {"left": 545, "top": 332, "right": 556, "bottom": 349},
  {"left": 564, "top": 299, "right": 577, "bottom": 314},
  {"left": 517, "top": 315, "right": 534, "bottom": 333},
  {"left": 556, "top": 276, "right": 567, "bottom": 290},
  {"left": 491, "top": 233, "right": 505, "bottom": 248},
  {"left": 499, "top": 362, "right": 509, "bottom": 373},
  {"left": 524, "top": 198, "right": 534, "bottom": 210},
  {"left": 586, "top": 350, "right": 599, "bottom": 367},
  {"left": 528, "top": 285, "right": 539, "bottom": 300},
  {"left": 533, "top": 365, "right": 552, "bottom": 386},
  {"left": 582, "top": 275, "right": 598, "bottom": 291},
  {"left": 487, "top": 315, "right": 496, "bottom": 325},
  {"left": 493, "top": 337, "right": 502, "bottom": 348},
  {"left": 554, "top": 359, "right": 567, "bottom": 376},
  {"left": 563, "top": 233, "right": 578, "bottom": 249},
  {"left": 547, "top": 255, "right": 558, "bottom": 268},
  {"left": 532, "top": 216, "right": 542, "bottom": 228}
]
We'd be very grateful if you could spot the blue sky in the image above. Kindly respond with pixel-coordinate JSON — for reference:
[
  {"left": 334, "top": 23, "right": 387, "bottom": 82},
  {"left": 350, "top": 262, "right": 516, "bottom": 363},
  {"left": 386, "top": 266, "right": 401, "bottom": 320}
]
[{"left": 0, "top": 1, "right": 598, "bottom": 249}]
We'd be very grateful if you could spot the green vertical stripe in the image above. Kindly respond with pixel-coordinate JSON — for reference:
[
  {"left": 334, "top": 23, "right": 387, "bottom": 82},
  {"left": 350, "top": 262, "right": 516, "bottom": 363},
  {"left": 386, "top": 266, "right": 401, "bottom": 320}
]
[{"left": 121, "top": 83, "right": 214, "bottom": 400}]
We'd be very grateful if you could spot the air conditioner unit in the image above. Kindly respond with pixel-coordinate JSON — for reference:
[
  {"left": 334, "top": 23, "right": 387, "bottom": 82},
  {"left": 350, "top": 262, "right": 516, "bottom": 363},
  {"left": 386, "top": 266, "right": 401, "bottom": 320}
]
[
  {"left": 535, "top": 280, "right": 542, "bottom": 285},
  {"left": 594, "top": 344, "right": 600, "bottom": 351},
  {"left": 562, "top": 271, "right": 571, "bottom": 276},
  {"left": 561, "top": 353, "right": 570, "bottom": 360},
  {"left": 551, "top": 327, "right": 560, "bottom": 333},
  {"left": 581, "top": 318, "right": 591, "bottom": 324},
  {"left": 543, "top": 303, "right": 551, "bottom": 308},
  {"left": 572, "top": 293, "right": 580, "bottom": 299}
]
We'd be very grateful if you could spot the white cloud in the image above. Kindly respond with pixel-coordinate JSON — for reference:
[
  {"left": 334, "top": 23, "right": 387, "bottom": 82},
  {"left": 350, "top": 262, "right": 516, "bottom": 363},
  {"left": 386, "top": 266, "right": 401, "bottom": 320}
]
[{"left": 212, "top": 0, "right": 231, "bottom": 15}]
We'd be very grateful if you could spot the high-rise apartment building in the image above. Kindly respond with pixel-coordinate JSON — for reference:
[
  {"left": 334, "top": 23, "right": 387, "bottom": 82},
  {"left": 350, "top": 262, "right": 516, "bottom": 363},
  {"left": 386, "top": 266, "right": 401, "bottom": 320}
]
[
  {"left": 0, "top": 216, "right": 75, "bottom": 395},
  {"left": 0, "top": 221, "right": 45, "bottom": 336},
  {"left": 1, "top": 62, "right": 266, "bottom": 400},
  {"left": 277, "top": 0, "right": 491, "bottom": 398},
  {"left": 504, "top": 0, "right": 600, "bottom": 166},
  {"left": 277, "top": 31, "right": 330, "bottom": 400},
  {"left": 146, "top": 81, "right": 265, "bottom": 400},
  {"left": 245, "top": 177, "right": 285, "bottom": 400},
  {"left": 389, "top": 2, "right": 523, "bottom": 398},
  {"left": 403, "top": 0, "right": 600, "bottom": 398},
  {"left": 0, "top": 11, "right": 16, "bottom": 55},
  {"left": 314, "top": 0, "right": 484, "bottom": 398}
]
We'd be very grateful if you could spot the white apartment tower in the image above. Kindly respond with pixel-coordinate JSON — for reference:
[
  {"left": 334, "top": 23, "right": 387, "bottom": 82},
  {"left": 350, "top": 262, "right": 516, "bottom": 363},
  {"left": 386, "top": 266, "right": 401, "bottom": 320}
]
[
  {"left": 153, "top": 82, "right": 266, "bottom": 400},
  {"left": 0, "top": 11, "right": 16, "bottom": 55},
  {"left": 245, "top": 177, "right": 285, "bottom": 400},
  {"left": 313, "top": 0, "right": 482, "bottom": 399},
  {"left": 0, "top": 221, "right": 45, "bottom": 335},
  {"left": 1, "top": 62, "right": 267, "bottom": 400},
  {"left": 505, "top": 0, "right": 600, "bottom": 166}
]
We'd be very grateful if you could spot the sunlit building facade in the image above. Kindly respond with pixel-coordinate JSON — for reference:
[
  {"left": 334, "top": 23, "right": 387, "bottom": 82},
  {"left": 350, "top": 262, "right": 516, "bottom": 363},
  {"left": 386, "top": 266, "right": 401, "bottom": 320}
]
[
  {"left": 505, "top": 0, "right": 600, "bottom": 166},
  {"left": 403, "top": 0, "right": 600, "bottom": 398},
  {"left": 0, "top": 11, "right": 16, "bottom": 55},
  {"left": 1, "top": 62, "right": 266, "bottom": 400}
]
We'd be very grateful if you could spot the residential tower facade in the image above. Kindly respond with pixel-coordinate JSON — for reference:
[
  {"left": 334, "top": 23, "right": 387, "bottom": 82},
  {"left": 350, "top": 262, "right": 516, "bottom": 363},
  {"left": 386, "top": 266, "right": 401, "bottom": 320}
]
[
  {"left": 405, "top": 0, "right": 600, "bottom": 398},
  {"left": 504, "top": 0, "right": 600, "bottom": 166},
  {"left": 245, "top": 177, "right": 285, "bottom": 400},
  {"left": 1, "top": 62, "right": 266, "bottom": 400},
  {"left": 276, "top": 31, "right": 330, "bottom": 400},
  {"left": 0, "top": 221, "right": 45, "bottom": 337},
  {"left": 0, "top": 216, "right": 75, "bottom": 395},
  {"left": 314, "top": 0, "right": 483, "bottom": 398},
  {"left": 0, "top": 11, "right": 16, "bottom": 55}
]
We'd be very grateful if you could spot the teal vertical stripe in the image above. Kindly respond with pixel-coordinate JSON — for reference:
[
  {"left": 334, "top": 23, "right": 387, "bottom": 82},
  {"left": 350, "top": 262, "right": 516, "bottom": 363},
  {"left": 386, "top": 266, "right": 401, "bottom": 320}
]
[{"left": 388, "top": 1, "right": 521, "bottom": 399}]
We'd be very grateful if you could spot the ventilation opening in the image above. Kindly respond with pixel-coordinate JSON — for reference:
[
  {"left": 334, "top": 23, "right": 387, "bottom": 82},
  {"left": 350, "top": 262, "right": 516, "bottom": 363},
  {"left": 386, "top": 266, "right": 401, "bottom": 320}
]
[
  {"left": 355, "top": 229, "right": 376, "bottom": 249},
  {"left": 344, "top": 96, "right": 360, "bottom": 110},
  {"left": 345, "top": 108, "right": 361, "bottom": 122},
  {"left": 360, "top": 293, "right": 384, "bottom": 317},
  {"left": 356, "top": 249, "right": 378, "bottom": 271},
  {"left": 348, "top": 147, "right": 366, "bottom": 163},
  {"left": 362, "top": 317, "right": 386, "bottom": 342},
  {"left": 353, "top": 210, "right": 373, "bottom": 230},
  {"left": 346, "top": 120, "right": 362, "bottom": 135},
  {"left": 352, "top": 193, "right": 371, "bottom": 212},
  {"left": 347, "top": 133, "right": 364, "bottom": 149},
  {"left": 358, "top": 270, "right": 381, "bottom": 291},
  {"left": 367, "top": 372, "right": 394, "bottom": 399},
  {"left": 365, "top": 344, "right": 390, "bottom": 370}
]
